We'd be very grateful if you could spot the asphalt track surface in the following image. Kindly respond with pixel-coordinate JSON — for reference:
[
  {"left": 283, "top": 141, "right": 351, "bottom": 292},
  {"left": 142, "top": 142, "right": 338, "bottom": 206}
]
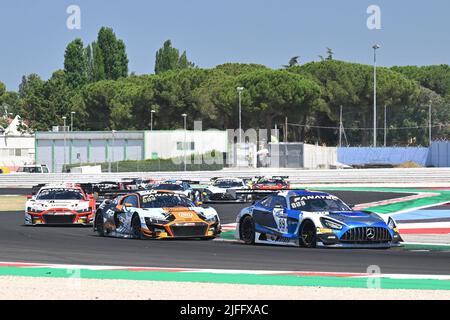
[{"left": 1, "top": 189, "right": 450, "bottom": 275}]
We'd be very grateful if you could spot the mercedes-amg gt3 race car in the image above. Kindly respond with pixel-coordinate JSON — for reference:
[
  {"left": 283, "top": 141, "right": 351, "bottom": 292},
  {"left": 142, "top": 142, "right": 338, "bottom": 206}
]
[
  {"left": 25, "top": 184, "right": 96, "bottom": 225},
  {"left": 94, "top": 190, "right": 221, "bottom": 239},
  {"left": 235, "top": 190, "right": 402, "bottom": 248},
  {"left": 202, "top": 178, "right": 250, "bottom": 202}
]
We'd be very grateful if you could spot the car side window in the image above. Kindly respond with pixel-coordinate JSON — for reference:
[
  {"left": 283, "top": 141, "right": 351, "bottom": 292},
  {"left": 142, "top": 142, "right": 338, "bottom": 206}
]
[
  {"left": 260, "top": 196, "right": 273, "bottom": 207},
  {"left": 271, "top": 196, "right": 287, "bottom": 208},
  {"left": 122, "top": 195, "right": 138, "bottom": 207}
]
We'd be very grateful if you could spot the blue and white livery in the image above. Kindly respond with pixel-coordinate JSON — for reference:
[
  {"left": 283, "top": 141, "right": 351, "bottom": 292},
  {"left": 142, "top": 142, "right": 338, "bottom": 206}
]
[{"left": 234, "top": 190, "right": 403, "bottom": 248}]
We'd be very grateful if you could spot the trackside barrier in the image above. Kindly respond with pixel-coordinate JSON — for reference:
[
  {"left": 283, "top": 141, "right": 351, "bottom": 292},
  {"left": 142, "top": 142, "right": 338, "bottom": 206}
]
[{"left": 0, "top": 168, "right": 450, "bottom": 188}]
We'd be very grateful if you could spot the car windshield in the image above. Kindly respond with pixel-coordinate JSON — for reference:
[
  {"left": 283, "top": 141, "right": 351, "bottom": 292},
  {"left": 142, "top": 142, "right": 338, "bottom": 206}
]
[
  {"left": 259, "top": 180, "right": 281, "bottom": 186},
  {"left": 290, "top": 195, "right": 351, "bottom": 212},
  {"left": 140, "top": 194, "right": 194, "bottom": 208},
  {"left": 153, "top": 184, "right": 184, "bottom": 191},
  {"left": 213, "top": 180, "right": 243, "bottom": 188},
  {"left": 37, "top": 188, "right": 84, "bottom": 200},
  {"left": 18, "top": 167, "right": 42, "bottom": 173}
]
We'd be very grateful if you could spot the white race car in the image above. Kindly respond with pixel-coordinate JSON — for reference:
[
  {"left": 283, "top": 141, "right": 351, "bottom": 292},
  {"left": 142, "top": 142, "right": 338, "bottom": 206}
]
[
  {"left": 202, "top": 178, "right": 250, "bottom": 202},
  {"left": 25, "top": 184, "right": 96, "bottom": 225}
]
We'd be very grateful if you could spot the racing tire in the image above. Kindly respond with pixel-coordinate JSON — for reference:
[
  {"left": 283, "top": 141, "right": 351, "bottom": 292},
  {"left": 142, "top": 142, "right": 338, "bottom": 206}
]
[
  {"left": 95, "top": 213, "right": 105, "bottom": 237},
  {"left": 240, "top": 216, "right": 255, "bottom": 245},
  {"left": 299, "top": 220, "right": 317, "bottom": 248},
  {"left": 131, "top": 214, "right": 144, "bottom": 240}
]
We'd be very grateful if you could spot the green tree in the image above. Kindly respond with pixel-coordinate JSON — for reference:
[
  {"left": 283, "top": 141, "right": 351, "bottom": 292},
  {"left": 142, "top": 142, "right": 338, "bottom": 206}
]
[
  {"left": 155, "top": 40, "right": 194, "bottom": 74},
  {"left": 391, "top": 65, "right": 450, "bottom": 101},
  {"left": 97, "top": 27, "right": 128, "bottom": 80},
  {"left": 91, "top": 41, "right": 106, "bottom": 81},
  {"left": 289, "top": 60, "right": 420, "bottom": 145},
  {"left": 0, "top": 81, "right": 5, "bottom": 97},
  {"left": 17, "top": 74, "right": 49, "bottom": 131},
  {"left": 64, "top": 39, "right": 88, "bottom": 88}
]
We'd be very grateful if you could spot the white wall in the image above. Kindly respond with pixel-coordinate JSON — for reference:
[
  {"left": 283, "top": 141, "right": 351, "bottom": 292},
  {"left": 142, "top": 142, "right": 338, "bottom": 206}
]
[
  {"left": 303, "top": 144, "right": 338, "bottom": 169},
  {"left": 145, "top": 130, "right": 227, "bottom": 159},
  {"left": 0, "top": 135, "right": 35, "bottom": 169}
]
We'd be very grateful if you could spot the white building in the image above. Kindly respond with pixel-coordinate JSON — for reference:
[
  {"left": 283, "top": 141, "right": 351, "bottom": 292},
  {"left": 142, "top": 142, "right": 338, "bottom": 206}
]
[
  {"left": 0, "top": 116, "right": 35, "bottom": 171},
  {"left": 35, "top": 129, "right": 228, "bottom": 173}
]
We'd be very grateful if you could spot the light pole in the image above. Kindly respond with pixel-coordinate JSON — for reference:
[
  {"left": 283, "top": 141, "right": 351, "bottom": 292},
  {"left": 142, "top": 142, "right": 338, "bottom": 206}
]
[
  {"left": 429, "top": 100, "right": 432, "bottom": 147},
  {"left": 112, "top": 130, "right": 116, "bottom": 172},
  {"left": 62, "top": 116, "right": 67, "bottom": 173},
  {"left": 70, "top": 111, "right": 76, "bottom": 132},
  {"left": 384, "top": 105, "right": 387, "bottom": 147},
  {"left": 182, "top": 114, "right": 187, "bottom": 171},
  {"left": 150, "top": 109, "right": 156, "bottom": 131},
  {"left": 237, "top": 87, "right": 244, "bottom": 145},
  {"left": 372, "top": 44, "right": 380, "bottom": 147}
]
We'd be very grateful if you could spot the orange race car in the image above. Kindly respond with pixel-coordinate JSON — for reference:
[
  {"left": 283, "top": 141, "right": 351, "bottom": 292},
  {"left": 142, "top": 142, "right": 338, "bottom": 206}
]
[{"left": 93, "top": 190, "right": 221, "bottom": 240}]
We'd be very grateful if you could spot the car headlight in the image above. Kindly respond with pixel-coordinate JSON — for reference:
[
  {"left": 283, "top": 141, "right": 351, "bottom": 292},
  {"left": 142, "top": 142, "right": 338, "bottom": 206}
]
[
  {"left": 388, "top": 217, "right": 396, "bottom": 230},
  {"left": 206, "top": 215, "right": 218, "bottom": 223},
  {"left": 145, "top": 217, "right": 169, "bottom": 225},
  {"left": 321, "top": 218, "right": 343, "bottom": 230},
  {"left": 76, "top": 207, "right": 92, "bottom": 213}
]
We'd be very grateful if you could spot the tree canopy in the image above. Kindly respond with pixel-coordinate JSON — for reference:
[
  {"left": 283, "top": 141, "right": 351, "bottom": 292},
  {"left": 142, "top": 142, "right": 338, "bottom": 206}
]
[{"left": 3, "top": 28, "right": 449, "bottom": 146}]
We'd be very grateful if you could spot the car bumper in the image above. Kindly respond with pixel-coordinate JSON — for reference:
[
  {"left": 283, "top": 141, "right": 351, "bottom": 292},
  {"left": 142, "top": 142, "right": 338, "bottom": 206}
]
[
  {"left": 25, "top": 211, "right": 94, "bottom": 225},
  {"left": 141, "top": 221, "right": 221, "bottom": 239},
  {"left": 317, "top": 230, "right": 403, "bottom": 248}
]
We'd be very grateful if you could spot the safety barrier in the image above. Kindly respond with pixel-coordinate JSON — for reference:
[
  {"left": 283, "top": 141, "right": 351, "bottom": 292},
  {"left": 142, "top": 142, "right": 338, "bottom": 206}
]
[{"left": 0, "top": 168, "right": 450, "bottom": 188}]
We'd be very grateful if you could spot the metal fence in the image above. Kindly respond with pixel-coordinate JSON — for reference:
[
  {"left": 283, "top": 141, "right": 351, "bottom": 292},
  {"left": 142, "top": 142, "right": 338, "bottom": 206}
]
[{"left": 1, "top": 168, "right": 450, "bottom": 188}]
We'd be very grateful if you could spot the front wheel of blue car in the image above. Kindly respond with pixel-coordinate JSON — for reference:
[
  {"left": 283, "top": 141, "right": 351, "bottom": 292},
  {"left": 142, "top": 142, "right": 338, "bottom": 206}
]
[
  {"left": 299, "top": 221, "right": 317, "bottom": 248},
  {"left": 240, "top": 216, "right": 255, "bottom": 245}
]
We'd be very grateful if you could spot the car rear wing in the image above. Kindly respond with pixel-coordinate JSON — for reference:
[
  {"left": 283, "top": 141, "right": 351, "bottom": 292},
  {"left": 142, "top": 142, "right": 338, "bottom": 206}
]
[
  {"left": 272, "top": 176, "right": 289, "bottom": 180},
  {"left": 31, "top": 184, "right": 46, "bottom": 195},
  {"left": 180, "top": 180, "right": 201, "bottom": 185},
  {"left": 227, "top": 188, "right": 306, "bottom": 202}
]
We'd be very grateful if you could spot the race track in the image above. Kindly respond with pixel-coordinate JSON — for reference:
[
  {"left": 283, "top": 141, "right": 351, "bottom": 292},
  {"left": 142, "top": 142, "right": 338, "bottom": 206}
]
[{"left": 1, "top": 190, "right": 449, "bottom": 275}]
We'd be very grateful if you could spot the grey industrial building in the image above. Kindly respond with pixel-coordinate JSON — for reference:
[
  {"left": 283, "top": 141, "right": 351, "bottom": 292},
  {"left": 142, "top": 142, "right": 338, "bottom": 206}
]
[{"left": 35, "top": 130, "right": 228, "bottom": 173}]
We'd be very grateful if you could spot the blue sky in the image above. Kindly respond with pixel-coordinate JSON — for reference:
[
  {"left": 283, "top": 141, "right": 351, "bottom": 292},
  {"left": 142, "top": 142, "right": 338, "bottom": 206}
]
[{"left": 0, "top": 0, "right": 449, "bottom": 90}]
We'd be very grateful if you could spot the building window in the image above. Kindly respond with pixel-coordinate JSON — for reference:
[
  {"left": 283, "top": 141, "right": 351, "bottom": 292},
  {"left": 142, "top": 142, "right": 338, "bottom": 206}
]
[{"left": 177, "top": 142, "right": 195, "bottom": 151}]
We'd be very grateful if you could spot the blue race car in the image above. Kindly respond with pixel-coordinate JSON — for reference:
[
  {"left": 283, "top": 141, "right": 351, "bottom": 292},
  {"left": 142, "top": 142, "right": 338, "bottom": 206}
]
[{"left": 234, "top": 190, "right": 403, "bottom": 248}]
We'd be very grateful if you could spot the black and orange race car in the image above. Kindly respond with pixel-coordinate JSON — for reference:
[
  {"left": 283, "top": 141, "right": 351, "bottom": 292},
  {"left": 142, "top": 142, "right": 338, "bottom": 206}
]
[
  {"left": 93, "top": 190, "right": 221, "bottom": 240},
  {"left": 25, "top": 183, "right": 96, "bottom": 225}
]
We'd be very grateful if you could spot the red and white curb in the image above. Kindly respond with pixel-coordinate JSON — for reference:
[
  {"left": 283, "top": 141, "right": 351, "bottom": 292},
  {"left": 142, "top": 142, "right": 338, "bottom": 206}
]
[{"left": 1, "top": 261, "right": 450, "bottom": 280}]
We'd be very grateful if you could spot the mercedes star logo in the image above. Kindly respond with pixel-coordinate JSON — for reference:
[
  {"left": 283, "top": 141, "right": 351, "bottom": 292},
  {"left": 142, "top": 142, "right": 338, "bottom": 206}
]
[{"left": 366, "top": 228, "right": 375, "bottom": 240}]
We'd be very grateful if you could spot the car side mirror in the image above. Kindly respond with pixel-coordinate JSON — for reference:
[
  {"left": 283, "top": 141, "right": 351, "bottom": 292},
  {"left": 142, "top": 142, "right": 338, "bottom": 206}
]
[{"left": 116, "top": 204, "right": 124, "bottom": 211}]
